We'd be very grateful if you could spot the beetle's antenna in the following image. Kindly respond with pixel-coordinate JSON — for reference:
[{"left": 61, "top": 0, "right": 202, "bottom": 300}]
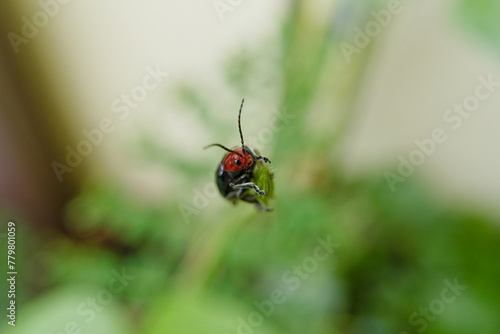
[
  {"left": 238, "top": 98, "right": 245, "bottom": 151},
  {"left": 204, "top": 143, "right": 243, "bottom": 157}
]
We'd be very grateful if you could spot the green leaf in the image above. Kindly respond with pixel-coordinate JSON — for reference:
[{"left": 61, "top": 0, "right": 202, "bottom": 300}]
[{"left": 253, "top": 162, "right": 275, "bottom": 205}]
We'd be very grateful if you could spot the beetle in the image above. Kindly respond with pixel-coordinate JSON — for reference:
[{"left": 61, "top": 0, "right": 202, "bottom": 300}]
[{"left": 204, "top": 98, "right": 274, "bottom": 211}]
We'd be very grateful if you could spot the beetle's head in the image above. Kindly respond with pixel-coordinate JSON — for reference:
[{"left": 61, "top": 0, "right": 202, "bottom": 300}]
[{"left": 221, "top": 147, "right": 254, "bottom": 172}]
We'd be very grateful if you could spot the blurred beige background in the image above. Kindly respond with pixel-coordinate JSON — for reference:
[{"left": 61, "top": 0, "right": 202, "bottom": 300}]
[
  {"left": 340, "top": 0, "right": 500, "bottom": 217},
  {"left": 3, "top": 0, "right": 500, "bottom": 218}
]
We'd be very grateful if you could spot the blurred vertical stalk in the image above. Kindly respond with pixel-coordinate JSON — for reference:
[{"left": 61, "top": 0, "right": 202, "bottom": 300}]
[
  {"left": 288, "top": 1, "right": 376, "bottom": 141},
  {"left": 168, "top": 214, "right": 241, "bottom": 296},
  {"left": 277, "top": 0, "right": 333, "bottom": 158},
  {"left": 0, "top": 1, "right": 80, "bottom": 232},
  {"left": 276, "top": 0, "right": 379, "bottom": 189}
]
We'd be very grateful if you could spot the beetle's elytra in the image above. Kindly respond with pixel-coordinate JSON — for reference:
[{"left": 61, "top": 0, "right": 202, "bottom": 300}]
[{"left": 204, "top": 99, "right": 274, "bottom": 211}]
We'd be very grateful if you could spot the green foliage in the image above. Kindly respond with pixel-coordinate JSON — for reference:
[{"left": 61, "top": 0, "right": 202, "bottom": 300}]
[{"left": 254, "top": 161, "right": 275, "bottom": 205}]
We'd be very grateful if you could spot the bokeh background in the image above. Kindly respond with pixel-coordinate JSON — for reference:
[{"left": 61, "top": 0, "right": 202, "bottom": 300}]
[{"left": 1, "top": 0, "right": 500, "bottom": 333}]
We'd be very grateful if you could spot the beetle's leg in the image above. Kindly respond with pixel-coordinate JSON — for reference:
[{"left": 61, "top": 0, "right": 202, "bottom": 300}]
[
  {"left": 225, "top": 173, "right": 252, "bottom": 200},
  {"left": 229, "top": 182, "right": 267, "bottom": 196},
  {"left": 230, "top": 173, "right": 249, "bottom": 185},
  {"left": 255, "top": 155, "right": 271, "bottom": 163},
  {"left": 240, "top": 193, "right": 273, "bottom": 212},
  {"left": 224, "top": 188, "right": 246, "bottom": 202},
  {"left": 243, "top": 145, "right": 271, "bottom": 164}
]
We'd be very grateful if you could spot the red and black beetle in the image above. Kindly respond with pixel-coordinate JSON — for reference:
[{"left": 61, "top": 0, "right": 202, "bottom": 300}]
[{"left": 204, "top": 99, "right": 273, "bottom": 211}]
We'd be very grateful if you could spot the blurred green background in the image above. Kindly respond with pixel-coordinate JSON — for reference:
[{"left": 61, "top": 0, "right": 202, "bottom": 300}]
[{"left": 1, "top": 1, "right": 500, "bottom": 333}]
